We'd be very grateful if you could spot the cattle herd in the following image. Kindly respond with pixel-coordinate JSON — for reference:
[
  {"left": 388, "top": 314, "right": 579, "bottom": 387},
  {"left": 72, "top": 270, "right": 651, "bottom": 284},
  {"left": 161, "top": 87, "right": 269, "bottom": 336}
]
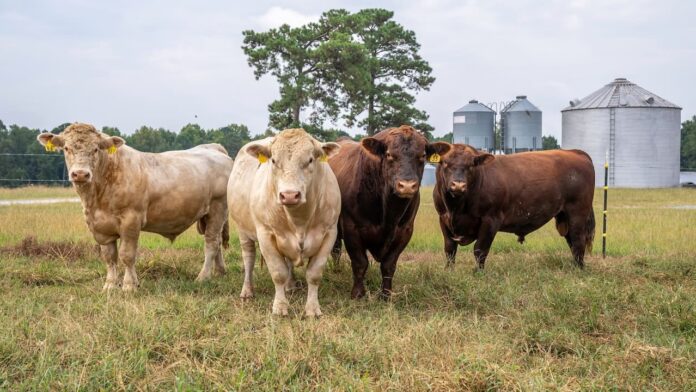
[{"left": 37, "top": 123, "right": 595, "bottom": 317}]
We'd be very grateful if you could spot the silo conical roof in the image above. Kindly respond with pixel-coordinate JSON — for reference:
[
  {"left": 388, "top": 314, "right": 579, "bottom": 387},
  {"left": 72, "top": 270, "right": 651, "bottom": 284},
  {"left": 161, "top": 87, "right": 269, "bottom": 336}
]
[
  {"left": 454, "top": 99, "right": 495, "bottom": 113},
  {"left": 501, "top": 95, "right": 541, "bottom": 112},
  {"left": 562, "top": 78, "right": 681, "bottom": 111}
]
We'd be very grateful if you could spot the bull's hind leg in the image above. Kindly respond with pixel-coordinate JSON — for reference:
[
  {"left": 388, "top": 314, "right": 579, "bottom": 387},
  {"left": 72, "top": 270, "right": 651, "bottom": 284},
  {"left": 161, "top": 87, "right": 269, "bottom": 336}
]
[
  {"left": 566, "top": 213, "right": 589, "bottom": 268},
  {"left": 196, "top": 200, "right": 227, "bottom": 282},
  {"left": 239, "top": 234, "right": 256, "bottom": 299},
  {"left": 101, "top": 242, "right": 119, "bottom": 291}
]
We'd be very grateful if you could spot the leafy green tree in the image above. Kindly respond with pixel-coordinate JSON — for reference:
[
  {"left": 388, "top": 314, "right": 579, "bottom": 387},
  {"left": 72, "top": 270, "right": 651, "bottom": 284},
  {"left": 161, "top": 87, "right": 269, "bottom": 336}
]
[
  {"left": 242, "top": 10, "right": 365, "bottom": 130},
  {"left": 0, "top": 119, "right": 6, "bottom": 131},
  {"left": 432, "top": 132, "right": 453, "bottom": 143},
  {"left": 51, "top": 123, "right": 71, "bottom": 134},
  {"left": 681, "top": 116, "right": 696, "bottom": 170},
  {"left": 542, "top": 135, "right": 560, "bottom": 150},
  {"left": 101, "top": 126, "right": 122, "bottom": 137},
  {"left": 127, "top": 126, "right": 177, "bottom": 152},
  {"left": 347, "top": 9, "right": 435, "bottom": 135},
  {"left": 176, "top": 123, "right": 206, "bottom": 149},
  {"left": 207, "top": 124, "right": 252, "bottom": 156}
]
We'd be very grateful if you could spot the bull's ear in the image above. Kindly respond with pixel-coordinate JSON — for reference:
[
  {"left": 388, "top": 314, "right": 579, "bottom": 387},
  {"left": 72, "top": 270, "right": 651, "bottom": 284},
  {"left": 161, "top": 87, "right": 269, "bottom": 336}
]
[
  {"left": 37, "top": 132, "right": 64, "bottom": 151},
  {"left": 320, "top": 142, "right": 340, "bottom": 159},
  {"left": 99, "top": 136, "right": 125, "bottom": 152},
  {"left": 474, "top": 153, "right": 494, "bottom": 166},
  {"left": 426, "top": 142, "right": 451, "bottom": 159},
  {"left": 246, "top": 144, "right": 272, "bottom": 163},
  {"left": 361, "top": 137, "right": 386, "bottom": 158}
]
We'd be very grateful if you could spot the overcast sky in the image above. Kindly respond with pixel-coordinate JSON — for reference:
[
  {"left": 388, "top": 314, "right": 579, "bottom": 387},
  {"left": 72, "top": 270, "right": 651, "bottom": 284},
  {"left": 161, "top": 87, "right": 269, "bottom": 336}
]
[{"left": 1, "top": 0, "right": 694, "bottom": 143}]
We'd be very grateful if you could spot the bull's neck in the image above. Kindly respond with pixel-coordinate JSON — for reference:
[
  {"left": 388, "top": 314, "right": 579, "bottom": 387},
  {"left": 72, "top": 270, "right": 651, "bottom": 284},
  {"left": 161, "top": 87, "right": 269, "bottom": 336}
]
[{"left": 73, "top": 152, "right": 121, "bottom": 212}]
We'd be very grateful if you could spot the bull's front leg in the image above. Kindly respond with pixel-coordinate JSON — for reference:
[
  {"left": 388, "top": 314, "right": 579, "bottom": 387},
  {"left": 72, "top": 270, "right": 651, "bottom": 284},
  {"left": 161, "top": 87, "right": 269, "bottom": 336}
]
[
  {"left": 304, "top": 228, "right": 337, "bottom": 317},
  {"left": 438, "top": 216, "right": 457, "bottom": 268},
  {"left": 473, "top": 218, "right": 499, "bottom": 270},
  {"left": 100, "top": 242, "right": 119, "bottom": 291},
  {"left": 258, "top": 232, "right": 290, "bottom": 316},
  {"left": 378, "top": 226, "right": 413, "bottom": 300},
  {"left": 119, "top": 213, "right": 142, "bottom": 292}
]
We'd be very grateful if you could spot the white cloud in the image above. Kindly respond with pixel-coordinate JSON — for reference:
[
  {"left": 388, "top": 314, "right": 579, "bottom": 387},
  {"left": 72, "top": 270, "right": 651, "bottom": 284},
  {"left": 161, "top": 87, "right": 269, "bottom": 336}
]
[{"left": 256, "top": 6, "right": 318, "bottom": 29}]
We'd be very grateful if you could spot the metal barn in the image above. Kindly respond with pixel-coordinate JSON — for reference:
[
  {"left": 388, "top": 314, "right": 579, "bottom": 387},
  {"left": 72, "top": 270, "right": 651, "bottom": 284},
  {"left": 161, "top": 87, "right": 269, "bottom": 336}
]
[
  {"left": 562, "top": 78, "right": 682, "bottom": 188},
  {"left": 452, "top": 100, "right": 495, "bottom": 151},
  {"left": 500, "top": 95, "right": 542, "bottom": 153}
]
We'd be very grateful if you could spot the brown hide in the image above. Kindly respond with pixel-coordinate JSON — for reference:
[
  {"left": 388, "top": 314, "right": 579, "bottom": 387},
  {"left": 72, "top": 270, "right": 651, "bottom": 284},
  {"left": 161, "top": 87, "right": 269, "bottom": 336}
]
[
  {"left": 432, "top": 144, "right": 595, "bottom": 268},
  {"left": 328, "top": 125, "right": 439, "bottom": 299}
]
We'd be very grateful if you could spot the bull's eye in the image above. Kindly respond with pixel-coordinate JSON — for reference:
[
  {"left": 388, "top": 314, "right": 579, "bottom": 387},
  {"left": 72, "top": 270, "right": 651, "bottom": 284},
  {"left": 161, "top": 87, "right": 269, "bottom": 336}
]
[
  {"left": 64, "top": 146, "right": 70, "bottom": 153},
  {"left": 309, "top": 157, "right": 314, "bottom": 164},
  {"left": 93, "top": 148, "right": 99, "bottom": 154},
  {"left": 271, "top": 158, "right": 276, "bottom": 164}
]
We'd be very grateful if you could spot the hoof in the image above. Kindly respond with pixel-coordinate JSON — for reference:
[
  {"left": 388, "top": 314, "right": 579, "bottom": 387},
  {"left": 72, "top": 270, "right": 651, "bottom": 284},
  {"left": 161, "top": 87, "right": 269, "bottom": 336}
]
[
  {"left": 350, "top": 286, "right": 366, "bottom": 299},
  {"left": 272, "top": 301, "right": 289, "bottom": 316},
  {"left": 102, "top": 281, "right": 119, "bottom": 291},
  {"left": 304, "top": 305, "right": 323, "bottom": 318},
  {"left": 122, "top": 283, "right": 138, "bottom": 292},
  {"left": 195, "top": 272, "right": 212, "bottom": 282},
  {"left": 239, "top": 286, "right": 254, "bottom": 299}
]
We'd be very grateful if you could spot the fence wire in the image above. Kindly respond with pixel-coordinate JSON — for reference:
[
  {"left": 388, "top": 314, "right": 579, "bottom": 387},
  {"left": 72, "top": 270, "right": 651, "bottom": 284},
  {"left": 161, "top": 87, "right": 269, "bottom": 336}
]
[{"left": 0, "top": 153, "right": 69, "bottom": 187}]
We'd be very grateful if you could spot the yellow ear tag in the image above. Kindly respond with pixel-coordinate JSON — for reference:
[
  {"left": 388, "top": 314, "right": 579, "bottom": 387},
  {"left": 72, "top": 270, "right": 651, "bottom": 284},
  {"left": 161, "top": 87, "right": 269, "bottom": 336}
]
[
  {"left": 429, "top": 153, "right": 441, "bottom": 163},
  {"left": 44, "top": 140, "right": 55, "bottom": 152},
  {"left": 107, "top": 145, "right": 117, "bottom": 155},
  {"left": 258, "top": 153, "right": 268, "bottom": 163},
  {"left": 319, "top": 154, "right": 328, "bottom": 163}
]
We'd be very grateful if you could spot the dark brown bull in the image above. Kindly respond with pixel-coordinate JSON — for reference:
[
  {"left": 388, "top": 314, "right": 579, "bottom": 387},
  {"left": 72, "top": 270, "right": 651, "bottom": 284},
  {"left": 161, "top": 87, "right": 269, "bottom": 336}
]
[
  {"left": 431, "top": 143, "right": 595, "bottom": 269},
  {"left": 329, "top": 125, "right": 439, "bottom": 298}
]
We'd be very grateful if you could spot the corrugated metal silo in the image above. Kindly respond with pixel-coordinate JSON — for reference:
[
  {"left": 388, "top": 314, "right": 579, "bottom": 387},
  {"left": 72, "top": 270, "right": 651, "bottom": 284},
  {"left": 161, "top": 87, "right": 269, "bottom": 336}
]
[
  {"left": 453, "top": 100, "right": 495, "bottom": 151},
  {"left": 562, "top": 78, "right": 682, "bottom": 188},
  {"left": 500, "top": 95, "right": 542, "bottom": 153}
]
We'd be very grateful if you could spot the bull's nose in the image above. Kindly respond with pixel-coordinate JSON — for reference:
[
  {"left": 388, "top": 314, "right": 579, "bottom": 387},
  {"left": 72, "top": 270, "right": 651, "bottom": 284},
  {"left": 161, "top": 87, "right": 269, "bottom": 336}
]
[
  {"left": 70, "top": 170, "right": 91, "bottom": 183},
  {"left": 449, "top": 181, "right": 467, "bottom": 193},
  {"left": 279, "top": 191, "right": 301, "bottom": 206},
  {"left": 396, "top": 180, "right": 419, "bottom": 197}
]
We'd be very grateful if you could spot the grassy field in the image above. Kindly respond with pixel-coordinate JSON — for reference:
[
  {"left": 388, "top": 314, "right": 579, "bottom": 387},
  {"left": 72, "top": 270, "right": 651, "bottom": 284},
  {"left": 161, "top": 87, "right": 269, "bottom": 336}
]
[{"left": 0, "top": 186, "right": 695, "bottom": 390}]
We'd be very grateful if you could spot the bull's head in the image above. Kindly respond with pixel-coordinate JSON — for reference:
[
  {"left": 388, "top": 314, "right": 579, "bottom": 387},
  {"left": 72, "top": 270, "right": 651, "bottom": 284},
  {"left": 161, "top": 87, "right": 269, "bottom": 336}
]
[
  {"left": 246, "top": 129, "right": 340, "bottom": 207},
  {"left": 434, "top": 143, "right": 494, "bottom": 196},
  {"left": 361, "top": 125, "right": 447, "bottom": 198},
  {"left": 36, "top": 123, "right": 125, "bottom": 185}
]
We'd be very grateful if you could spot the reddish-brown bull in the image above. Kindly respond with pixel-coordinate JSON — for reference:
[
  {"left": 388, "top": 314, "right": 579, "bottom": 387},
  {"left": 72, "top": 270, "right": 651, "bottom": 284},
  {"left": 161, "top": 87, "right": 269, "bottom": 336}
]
[
  {"left": 329, "top": 125, "right": 441, "bottom": 299},
  {"left": 431, "top": 143, "right": 595, "bottom": 269}
]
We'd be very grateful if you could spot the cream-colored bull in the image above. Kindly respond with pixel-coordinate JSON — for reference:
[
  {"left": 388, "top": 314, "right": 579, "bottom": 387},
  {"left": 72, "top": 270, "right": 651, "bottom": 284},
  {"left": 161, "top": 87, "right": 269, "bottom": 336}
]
[
  {"left": 228, "top": 129, "right": 340, "bottom": 317},
  {"left": 37, "top": 123, "right": 234, "bottom": 291}
]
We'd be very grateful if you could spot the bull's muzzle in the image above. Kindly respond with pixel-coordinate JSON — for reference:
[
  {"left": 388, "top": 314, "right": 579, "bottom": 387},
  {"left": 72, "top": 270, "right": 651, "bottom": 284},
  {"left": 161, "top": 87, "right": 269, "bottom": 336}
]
[
  {"left": 449, "top": 181, "right": 467, "bottom": 194},
  {"left": 70, "top": 169, "right": 92, "bottom": 184},
  {"left": 279, "top": 191, "right": 302, "bottom": 206},
  {"left": 395, "top": 180, "right": 419, "bottom": 198}
]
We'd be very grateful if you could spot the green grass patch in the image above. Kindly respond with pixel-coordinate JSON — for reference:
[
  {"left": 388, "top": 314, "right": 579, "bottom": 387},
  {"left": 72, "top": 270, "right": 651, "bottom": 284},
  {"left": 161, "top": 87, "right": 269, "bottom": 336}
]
[{"left": 0, "top": 187, "right": 694, "bottom": 389}]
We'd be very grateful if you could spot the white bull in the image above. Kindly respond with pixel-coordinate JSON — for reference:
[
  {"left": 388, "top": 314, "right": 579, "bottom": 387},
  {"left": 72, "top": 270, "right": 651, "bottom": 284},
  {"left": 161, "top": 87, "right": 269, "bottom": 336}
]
[{"left": 227, "top": 128, "right": 340, "bottom": 316}]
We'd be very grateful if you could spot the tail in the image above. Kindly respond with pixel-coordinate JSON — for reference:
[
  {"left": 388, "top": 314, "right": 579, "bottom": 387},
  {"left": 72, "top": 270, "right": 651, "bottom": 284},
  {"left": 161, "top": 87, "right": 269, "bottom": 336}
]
[
  {"left": 330, "top": 223, "right": 343, "bottom": 263},
  {"left": 196, "top": 216, "right": 230, "bottom": 249},
  {"left": 222, "top": 220, "right": 230, "bottom": 250},
  {"left": 585, "top": 207, "right": 595, "bottom": 254}
]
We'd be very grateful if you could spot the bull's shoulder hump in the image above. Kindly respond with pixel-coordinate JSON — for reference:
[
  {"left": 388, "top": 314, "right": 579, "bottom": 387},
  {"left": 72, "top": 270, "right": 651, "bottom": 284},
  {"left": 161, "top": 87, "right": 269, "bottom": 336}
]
[{"left": 192, "top": 143, "right": 229, "bottom": 156}]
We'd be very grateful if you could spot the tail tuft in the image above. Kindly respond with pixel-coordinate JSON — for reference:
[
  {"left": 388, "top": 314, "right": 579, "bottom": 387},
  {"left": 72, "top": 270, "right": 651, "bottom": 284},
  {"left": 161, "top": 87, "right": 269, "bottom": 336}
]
[
  {"left": 585, "top": 207, "right": 596, "bottom": 254},
  {"left": 222, "top": 220, "right": 230, "bottom": 250}
]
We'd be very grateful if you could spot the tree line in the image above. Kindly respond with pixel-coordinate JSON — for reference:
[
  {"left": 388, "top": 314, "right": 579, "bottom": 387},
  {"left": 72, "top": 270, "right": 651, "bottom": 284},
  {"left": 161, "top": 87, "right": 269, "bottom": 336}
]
[{"left": 0, "top": 120, "right": 262, "bottom": 187}]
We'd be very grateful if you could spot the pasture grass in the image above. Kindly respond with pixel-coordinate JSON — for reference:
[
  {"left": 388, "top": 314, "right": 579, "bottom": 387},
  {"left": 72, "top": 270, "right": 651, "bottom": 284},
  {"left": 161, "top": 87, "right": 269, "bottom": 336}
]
[
  {"left": 0, "top": 187, "right": 694, "bottom": 390},
  {"left": 0, "top": 185, "right": 74, "bottom": 200}
]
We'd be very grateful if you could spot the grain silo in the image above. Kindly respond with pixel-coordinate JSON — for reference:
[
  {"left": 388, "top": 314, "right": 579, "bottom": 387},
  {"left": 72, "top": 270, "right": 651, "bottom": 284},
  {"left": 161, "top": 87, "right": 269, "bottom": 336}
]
[
  {"left": 562, "top": 78, "right": 682, "bottom": 187},
  {"left": 453, "top": 100, "right": 495, "bottom": 151},
  {"left": 500, "top": 95, "right": 542, "bottom": 153}
]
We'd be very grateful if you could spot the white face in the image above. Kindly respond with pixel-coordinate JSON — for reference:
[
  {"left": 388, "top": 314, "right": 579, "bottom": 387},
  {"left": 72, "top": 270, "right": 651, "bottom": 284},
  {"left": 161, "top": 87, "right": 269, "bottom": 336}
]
[{"left": 246, "top": 130, "right": 339, "bottom": 207}]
